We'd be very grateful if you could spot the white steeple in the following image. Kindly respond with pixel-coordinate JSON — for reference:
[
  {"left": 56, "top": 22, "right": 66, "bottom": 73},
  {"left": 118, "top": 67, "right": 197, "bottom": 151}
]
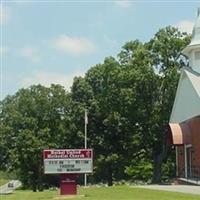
[{"left": 182, "top": 8, "right": 200, "bottom": 74}]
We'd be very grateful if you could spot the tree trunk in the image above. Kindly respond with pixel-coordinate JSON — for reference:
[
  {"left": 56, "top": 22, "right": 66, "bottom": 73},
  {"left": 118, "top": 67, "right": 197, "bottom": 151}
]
[
  {"left": 31, "top": 171, "right": 37, "bottom": 192},
  {"left": 152, "top": 153, "right": 163, "bottom": 183},
  {"left": 38, "top": 160, "right": 43, "bottom": 192},
  {"left": 32, "top": 181, "right": 37, "bottom": 192},
  {"left": 152, "top": 128, "right": 170, "bottom": 183},
  {"left": 107, "top": 164, "right": 113, "bottom": 186}
]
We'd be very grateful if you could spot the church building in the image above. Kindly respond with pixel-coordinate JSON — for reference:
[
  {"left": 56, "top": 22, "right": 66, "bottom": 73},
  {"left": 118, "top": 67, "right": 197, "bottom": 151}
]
[{"left": 168, "top": 8, "right": 200, "bottom": 183}]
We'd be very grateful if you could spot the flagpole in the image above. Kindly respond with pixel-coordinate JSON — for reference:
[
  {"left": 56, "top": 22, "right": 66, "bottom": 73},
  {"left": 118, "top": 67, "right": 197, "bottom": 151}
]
[
  {"left": 85, "top": 110, "right": 87, "bottom": 149},
  {"left": 84, "top": 109, "right": 88, "bottom": 187}
]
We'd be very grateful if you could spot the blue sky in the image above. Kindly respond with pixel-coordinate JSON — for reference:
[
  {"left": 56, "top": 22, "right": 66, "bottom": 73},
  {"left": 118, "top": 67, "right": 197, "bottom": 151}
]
[{"left": 0, "top": 0, "right": 200, "bottom": 99}]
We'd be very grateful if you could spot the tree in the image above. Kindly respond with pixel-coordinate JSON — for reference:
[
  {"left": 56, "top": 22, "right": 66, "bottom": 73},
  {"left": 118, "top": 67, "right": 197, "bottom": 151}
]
[
  {"left": 147, "top": 26, "right": 191, "bottom": 183},
  {"left": 0, "top": 84, "right": 73, "bottom": 191},
  {"left": 117, "top": 26, "right": 191, "bottom": 183},
  {"left": 71, "top": 57, "right": 152, "bottom": 185}
]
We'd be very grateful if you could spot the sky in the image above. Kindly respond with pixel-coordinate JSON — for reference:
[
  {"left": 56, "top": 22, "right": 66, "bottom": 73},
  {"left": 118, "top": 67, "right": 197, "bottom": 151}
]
[{"left": 0, "top": 0, "right": 200, "bottom": 100}]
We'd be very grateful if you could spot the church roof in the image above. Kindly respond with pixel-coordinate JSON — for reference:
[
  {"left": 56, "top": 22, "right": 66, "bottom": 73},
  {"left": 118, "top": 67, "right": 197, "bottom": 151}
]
[
  {"left": 186, "top": 68, "right": 200, "bottom": 97},
  {"left": 170, "top": 67, "right": 200, "bottom": 123}
]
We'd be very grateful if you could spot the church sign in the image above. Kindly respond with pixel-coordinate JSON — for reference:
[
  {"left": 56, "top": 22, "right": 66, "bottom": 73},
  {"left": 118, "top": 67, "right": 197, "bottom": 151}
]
[{"left": 43, "top": 149, "right": 93, "bottom": 174}]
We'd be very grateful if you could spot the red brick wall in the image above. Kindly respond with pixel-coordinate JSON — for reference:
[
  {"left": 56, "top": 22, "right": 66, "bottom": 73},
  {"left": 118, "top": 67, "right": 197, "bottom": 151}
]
[
  {"left": 189, "top": 117, "right": 200, "bottom": 170},
  {"left": 177, "top": 116, "right": 200, "bottom": 178},
  {"left": 177, "top": 145, "right": 185, "bottom": 177}
]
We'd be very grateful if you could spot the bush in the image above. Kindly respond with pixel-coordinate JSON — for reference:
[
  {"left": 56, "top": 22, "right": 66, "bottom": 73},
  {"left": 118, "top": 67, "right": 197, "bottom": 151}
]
[{"left": 125, "top": 160, "right": 153, "bottom": 182}]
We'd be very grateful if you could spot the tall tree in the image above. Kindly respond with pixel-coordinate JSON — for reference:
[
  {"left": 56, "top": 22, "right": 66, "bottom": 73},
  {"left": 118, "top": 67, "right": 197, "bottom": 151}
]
[
  {"left": 0, "top": 84, "right": 73, "bottom": 191},
  {"left": 118, "top": 26, "right": 191, "bottom": 183},
  {"left": 147, "top": 26, "right": 191, "bottom": 183}
]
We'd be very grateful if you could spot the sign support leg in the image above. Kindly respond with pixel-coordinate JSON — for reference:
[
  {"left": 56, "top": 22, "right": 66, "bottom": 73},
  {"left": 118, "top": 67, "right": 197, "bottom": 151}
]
[{"left": 60, "top": 174, "right": 78, "bottom": 195}]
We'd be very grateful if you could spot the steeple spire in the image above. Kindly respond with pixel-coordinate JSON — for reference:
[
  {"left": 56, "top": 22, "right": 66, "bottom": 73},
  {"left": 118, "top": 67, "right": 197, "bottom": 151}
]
[
  {"left": 182, "top": 8, "right": 200, "bottom": 74},
  {"left": 190, "top": 8, "right": 200, "bottom": 46}
]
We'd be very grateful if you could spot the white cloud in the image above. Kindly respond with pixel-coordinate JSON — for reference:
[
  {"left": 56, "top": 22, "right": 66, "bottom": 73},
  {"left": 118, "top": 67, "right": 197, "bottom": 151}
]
[
  {"left": 22, "top": 70, "right": 85, "bottom": 91},
  {"left": 176, "top": 20, "right": 194, "bottom": 34},
  {"left": 20, "top": 46, "right": 40, "bottom": 62},
  {"left": 114, "top": 0, "right": 131, "bottom": 8},
  {"left": 0, "top": 5, "right": 10, "bottom": 25},
  {"left": 53, "top": 35, "right": 95, "bottom": 55}
]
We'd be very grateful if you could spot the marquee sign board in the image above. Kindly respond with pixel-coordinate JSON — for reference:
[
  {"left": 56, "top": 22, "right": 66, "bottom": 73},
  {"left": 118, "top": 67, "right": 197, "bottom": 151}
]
[{"left": 43, "top": 149, "right": 93, "bottom": 174}]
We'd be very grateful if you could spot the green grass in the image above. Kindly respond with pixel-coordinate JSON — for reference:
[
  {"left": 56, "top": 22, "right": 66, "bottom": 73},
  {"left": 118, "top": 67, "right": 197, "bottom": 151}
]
[
  {"left": 0, "top": 179, "right": 9, "bottom": 186},
  {"left": 0, "top": 186, "right": 200, "bottom": 200}
]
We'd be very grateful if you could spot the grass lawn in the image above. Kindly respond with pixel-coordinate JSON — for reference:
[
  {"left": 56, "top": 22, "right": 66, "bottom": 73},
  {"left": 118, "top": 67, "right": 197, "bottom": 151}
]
[
  {"left": 0, "top": 179, "right": 9, "bottom": 186},
  {"left": 0, "top": 186, "right": 200, "bottom": 200}
]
